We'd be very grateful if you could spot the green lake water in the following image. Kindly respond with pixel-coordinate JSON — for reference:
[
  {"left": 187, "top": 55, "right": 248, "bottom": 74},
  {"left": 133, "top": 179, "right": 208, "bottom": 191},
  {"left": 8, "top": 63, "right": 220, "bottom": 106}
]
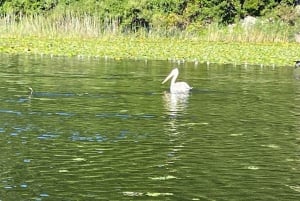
[{"left": 0, "top": 54, "right": 299, "bottom": 200}]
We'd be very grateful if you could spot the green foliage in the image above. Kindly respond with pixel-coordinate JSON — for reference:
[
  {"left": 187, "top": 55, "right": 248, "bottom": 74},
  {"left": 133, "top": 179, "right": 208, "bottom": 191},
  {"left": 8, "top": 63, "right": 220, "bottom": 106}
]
[
  {"left": 266, "top": 3, "right": 299, "bottom": 25},
  {"left": 149, "top": 0, "right": 187, "bottom": 14},
  {"left": 0, "top": 0, "right": 58, "bottom": 15},
  {"left": 0, "top": 0, "right": 299, "bottom": 67},
  {"left": 0, "top": 0, "right": 299, "bottom": 33},
  {"left": 243, "top": 0, "right": 262, "bottom": 16}
]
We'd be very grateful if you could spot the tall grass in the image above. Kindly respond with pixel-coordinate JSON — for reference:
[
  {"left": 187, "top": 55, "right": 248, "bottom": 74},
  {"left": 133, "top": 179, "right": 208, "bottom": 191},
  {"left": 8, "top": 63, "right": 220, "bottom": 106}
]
[
  {"left": 203, "top": 20, "right": 293, "bottom": 43},
  {"left": 0, "top": 12, "right": 296, "bottom": 43},
  {"left": 0, "top": 12, "right": 122, "bottom": 38}
]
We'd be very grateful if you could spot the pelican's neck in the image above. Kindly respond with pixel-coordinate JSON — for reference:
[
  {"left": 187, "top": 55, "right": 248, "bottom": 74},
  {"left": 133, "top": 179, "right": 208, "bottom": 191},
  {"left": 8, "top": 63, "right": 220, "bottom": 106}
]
[{"left": 170, "top": 71, "right": 178, "bottom": 86}]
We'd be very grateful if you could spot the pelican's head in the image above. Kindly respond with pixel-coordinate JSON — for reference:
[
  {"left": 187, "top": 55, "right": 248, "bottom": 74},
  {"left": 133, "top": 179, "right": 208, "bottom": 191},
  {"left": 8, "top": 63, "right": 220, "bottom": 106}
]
[{"left": 162, "top": 68, "right": 179, "bottom": 84}]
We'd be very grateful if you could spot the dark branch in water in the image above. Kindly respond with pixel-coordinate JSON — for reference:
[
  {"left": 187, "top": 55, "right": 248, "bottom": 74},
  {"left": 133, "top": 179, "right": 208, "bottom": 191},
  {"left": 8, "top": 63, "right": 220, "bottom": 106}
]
[
  {"left": 294, "top": 61, "right": 300, "bottom": 69},
  {"left": 28, "top": 87, "right": 33, "bottom": 97}
]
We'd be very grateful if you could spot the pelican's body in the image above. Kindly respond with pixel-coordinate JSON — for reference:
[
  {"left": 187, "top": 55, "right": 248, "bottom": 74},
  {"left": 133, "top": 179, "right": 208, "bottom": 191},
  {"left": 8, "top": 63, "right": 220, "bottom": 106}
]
[{"left": 162, "top": 68, "right": 192, "bottom": 93}]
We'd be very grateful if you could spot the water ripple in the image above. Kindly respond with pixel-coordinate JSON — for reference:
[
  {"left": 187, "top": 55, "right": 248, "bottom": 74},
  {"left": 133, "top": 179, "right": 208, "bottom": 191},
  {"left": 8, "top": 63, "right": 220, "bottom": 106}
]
[
  {"left": 0, "top": 109, "right": 22, "bottom": 115},
  {"left": 37, "top": 133, "right": 60, "bottom": 140},
  {"left": 70, "top": 133, "right": 107, "bottom": 142},
  {"left": 1, "top": 56, "right": 299, "bottom": 201},
  {"left": 95, "top": 113, "right": 156, "bottom": 119},
  {"left": 55, "top": 112, "right": 74, "bottom": 117}
]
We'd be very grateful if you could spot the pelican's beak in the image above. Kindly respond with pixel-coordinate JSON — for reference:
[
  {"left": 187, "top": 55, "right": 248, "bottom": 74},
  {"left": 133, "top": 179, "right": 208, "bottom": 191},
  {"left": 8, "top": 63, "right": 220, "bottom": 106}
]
[{"left": 162, "top": 72, "right": 173, "bottom": 84}]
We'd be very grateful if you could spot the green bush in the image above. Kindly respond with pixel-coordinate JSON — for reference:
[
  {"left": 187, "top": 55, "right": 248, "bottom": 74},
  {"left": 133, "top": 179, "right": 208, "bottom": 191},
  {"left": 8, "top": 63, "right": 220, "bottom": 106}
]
[{"left": 0, "top": 0, "right": 298, "bottom": 33}]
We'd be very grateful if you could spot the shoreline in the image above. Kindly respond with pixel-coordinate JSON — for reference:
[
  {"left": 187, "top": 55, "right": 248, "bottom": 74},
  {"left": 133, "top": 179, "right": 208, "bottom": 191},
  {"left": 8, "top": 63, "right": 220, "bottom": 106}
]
[{"left": 0, "top": 36, "right": 299, "bottom": 67}]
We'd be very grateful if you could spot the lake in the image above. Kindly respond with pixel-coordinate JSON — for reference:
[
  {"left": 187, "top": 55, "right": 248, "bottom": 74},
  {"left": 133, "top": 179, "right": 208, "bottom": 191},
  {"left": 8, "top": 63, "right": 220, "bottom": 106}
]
[{"left": 0, "top": 54, "right": 299, "bottom": 200}]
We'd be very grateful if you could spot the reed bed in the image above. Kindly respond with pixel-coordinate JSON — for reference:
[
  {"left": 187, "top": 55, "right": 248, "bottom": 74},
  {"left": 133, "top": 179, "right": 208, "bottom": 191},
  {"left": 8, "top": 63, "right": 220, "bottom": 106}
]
[
  {"left": 0, "top": 13, "right": 299, "bottom": 66},
  {"left": 0, "top": 13, "right": 295, "bottom": 42},
  {"left": 0, "top": 13, "right": 118, "bottom": 38}
]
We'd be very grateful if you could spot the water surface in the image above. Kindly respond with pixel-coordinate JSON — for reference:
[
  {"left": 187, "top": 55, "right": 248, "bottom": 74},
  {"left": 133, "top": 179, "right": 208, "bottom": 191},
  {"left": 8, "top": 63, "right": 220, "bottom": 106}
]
[{"left": 0, "top": 54, "right": 299, "bottom": 200}]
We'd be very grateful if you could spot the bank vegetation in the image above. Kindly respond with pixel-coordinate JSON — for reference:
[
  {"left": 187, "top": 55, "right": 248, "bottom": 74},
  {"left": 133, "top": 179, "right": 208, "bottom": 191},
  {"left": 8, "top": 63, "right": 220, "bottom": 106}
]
[{"left": 0, "top": 0, "right": 300, "bottom": 66}]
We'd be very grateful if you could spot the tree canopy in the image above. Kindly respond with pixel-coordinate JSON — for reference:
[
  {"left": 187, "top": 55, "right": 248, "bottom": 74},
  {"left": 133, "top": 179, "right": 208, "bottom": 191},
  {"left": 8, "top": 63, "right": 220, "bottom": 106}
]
[{"left": 0, "top": 0, "right": 298, "bottom": 31}]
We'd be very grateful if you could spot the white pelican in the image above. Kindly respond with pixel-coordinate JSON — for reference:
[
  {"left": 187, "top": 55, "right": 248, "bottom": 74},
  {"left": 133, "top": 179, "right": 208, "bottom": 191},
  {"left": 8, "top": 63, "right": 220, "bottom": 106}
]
[{"left": 162, "top": 68, "right": 192, "bottom": 93}]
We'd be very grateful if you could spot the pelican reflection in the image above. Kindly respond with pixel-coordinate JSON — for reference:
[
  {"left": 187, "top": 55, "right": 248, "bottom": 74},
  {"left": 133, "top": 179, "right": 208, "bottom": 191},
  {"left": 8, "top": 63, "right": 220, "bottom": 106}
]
[
  {"left": 162, "top": 90, "right": 189, "bottom": 171},
  {"left": 163, "top": 91, "right": 189, "bottom": 118}
]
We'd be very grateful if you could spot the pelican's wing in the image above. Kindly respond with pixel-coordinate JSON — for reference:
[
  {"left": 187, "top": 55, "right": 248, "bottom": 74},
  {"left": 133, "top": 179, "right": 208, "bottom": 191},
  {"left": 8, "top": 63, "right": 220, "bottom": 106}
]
[{"left": 171, "top": 82, "right": 192, "bottom": 93}]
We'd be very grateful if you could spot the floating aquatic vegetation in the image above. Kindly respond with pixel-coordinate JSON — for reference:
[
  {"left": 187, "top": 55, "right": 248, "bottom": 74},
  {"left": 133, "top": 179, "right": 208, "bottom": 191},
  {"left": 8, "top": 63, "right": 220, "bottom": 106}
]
[
  {"left": 149, "top": 175, "right": 176, "bottom": 180},
  {"left": 39, "top": 193, "right": 49, "bottom": 197},
  {"left": 146, "top": 192, "right": 174, "bottom": 197},
  {"left": 37, "top": 133, "right": 59, "bottom": 140},
  {"left": 58, "top": 169, "right": 69, "bottom": 173},
  {"left": 123, "top": 191, "right": 143, "bottom": 197},
  {"left": 230, "top": 133, "right": 244, "bottom": 136},
  {"left": 23, "top": 159, "right": 31, "bottom": 163},
  {"left": 20, "top": 184, "right": 28, "bottom": 188},
  {"left": 261, "top": 144, "right": 280, "bottom": 149},
  {"left": 122, "top": 191, "right": 174, "bottom": 197},
  {"left": 247, "top": 166, "right": 260, "bottom": 170},
  {"left": 286, "top": 185, "right": 300, "bottom": 192},
  {"left": 0, "top": 36, "right": 299, "bottom": 66},
  {"left": 72, "top": 158, "right": 86, "bottom": 162}
]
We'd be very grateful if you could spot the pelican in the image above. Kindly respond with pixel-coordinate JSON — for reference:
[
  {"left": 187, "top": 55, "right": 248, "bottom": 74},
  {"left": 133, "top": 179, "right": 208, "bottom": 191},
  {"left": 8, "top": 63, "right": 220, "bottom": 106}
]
[{"left": 162, "top": 68, "right": 192, "bottom": 93}]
